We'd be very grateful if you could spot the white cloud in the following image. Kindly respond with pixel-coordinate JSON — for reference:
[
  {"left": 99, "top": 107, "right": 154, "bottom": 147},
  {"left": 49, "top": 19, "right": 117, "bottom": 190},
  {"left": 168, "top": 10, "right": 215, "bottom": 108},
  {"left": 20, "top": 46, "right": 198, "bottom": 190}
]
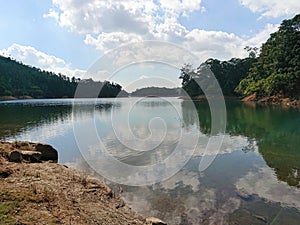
[
  {"left": 184, "top": 30, "right": 247, "bottom": 61},
  {"left": 2, "top": 44, "right": 85, "bottom": 78},
  {"left": 84, "top": 32, "right": 143, "bottom": 51},
  {"left": 47, "top": 0, "right": 204, "bottom": 35},
  {"left": 84, "top": 28, "right": 253, "bottom": 63},
  {"left": 45, "top": 0, "right": 213, "bottom": 55},
  {"left": 154, "top": 20, "right": 188, "bottom": 42},
  {"left": 240, "top": 0, "right": 300, "bottom": 18},
  {"left": 43, "top": 0, "right": 284, "bottom": 64},
  {"left": 158, "top": 0, "right": 203, "bottom": 18},
  {"left": 48, "top": 0, "right": 157, "bottom": 35},
  {"left": 181, "top": 23, "right": 280, "bottom": 61},
  {"left": 42, "top": 8, "right": 59, "bottom": 21},
  {"left": 246, "top": 23, "right": 279, "bottom": 47}
]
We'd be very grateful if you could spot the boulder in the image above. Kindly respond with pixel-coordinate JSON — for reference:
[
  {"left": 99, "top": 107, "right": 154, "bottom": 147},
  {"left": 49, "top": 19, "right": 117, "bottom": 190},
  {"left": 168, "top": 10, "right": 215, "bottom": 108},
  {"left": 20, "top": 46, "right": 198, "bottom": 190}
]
[
  {"left": 8, "top": 150, "right": 22, "bottom": 162},
  {"left": 35, "top": 143, "right": 58, "bottom": 161}
]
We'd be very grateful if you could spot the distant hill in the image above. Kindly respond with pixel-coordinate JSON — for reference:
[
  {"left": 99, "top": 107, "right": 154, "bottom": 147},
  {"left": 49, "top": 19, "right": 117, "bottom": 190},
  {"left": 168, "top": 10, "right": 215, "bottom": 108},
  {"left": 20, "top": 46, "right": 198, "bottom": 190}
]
[
  {"left": 0, "top": 56, "right": 124, "bottom": 98},
  {"left": 130, "top": 87, "right": 182, "bottom": 97}
]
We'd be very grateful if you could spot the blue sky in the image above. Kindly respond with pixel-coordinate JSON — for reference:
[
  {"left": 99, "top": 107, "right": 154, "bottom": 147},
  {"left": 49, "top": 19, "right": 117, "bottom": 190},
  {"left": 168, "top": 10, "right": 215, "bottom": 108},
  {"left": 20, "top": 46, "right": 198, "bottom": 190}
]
[{"left": 0, "top": 0, "right": 299, "bottom": 91}]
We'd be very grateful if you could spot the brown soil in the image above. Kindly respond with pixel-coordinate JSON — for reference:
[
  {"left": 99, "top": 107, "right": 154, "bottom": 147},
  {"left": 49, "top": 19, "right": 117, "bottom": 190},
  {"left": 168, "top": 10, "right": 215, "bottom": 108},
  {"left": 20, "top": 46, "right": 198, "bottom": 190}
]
[{"left": 0, "top": 141, "right": 164, "bottom": 225}]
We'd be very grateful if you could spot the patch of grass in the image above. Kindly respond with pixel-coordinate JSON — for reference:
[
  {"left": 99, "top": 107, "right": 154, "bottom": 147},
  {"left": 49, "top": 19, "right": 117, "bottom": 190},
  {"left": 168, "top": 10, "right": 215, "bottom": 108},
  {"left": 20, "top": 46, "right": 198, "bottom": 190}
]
[
  {"left": 0, "top": 202, "right": 17, "bottom": 225},
  {"left": 0, "top": 187, "right": 58, "bottom": 224},
  {"left": 0, "top": 187, "right": 44, "bottom": 204}
]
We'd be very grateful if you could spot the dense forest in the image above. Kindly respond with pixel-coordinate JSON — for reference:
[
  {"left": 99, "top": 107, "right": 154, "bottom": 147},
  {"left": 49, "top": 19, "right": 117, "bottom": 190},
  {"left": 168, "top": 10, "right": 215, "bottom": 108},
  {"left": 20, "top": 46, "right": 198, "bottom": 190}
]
[
  {"left": 0, "top": 56, "right": 125, "bottom": 98},
  {"left": 180, "top": 14, "right": 300, "bottom": 100},
  {"left": 236, "top": 14, "right": 300, "bottom": 98},
  {"left": 179, "top": 57, "right": 256, "bottom": 97},
  {"left": 131, "top": 87, "right": 182, "bottom": 97}
]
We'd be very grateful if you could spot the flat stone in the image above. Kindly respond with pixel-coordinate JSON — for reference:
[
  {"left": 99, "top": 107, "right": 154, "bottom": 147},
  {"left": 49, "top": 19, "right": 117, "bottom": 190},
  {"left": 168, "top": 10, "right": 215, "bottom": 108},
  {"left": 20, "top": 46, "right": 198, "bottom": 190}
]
[
  {"left": 20, "top": 151, "right": 42, "bottom": 162},
  {"left": 146, "top": 217, "right": 167, "bottom": 225}
]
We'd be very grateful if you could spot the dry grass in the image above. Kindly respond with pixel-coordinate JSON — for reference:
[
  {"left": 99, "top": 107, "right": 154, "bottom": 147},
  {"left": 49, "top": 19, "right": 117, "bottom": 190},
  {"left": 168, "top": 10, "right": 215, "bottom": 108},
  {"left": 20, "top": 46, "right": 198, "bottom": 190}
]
[{"left": 0, "top": 141, "right": 146, "bottom": 225}]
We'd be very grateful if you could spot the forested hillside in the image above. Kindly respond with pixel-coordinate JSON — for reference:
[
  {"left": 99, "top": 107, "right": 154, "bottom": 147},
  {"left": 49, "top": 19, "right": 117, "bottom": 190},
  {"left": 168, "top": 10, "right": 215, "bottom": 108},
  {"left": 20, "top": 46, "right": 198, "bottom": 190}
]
[
  {"left": 179, "top": 57, "right": 256, "bottom": 97},
  {"left": 131, "top": 87, "right": 182, "bottom": 97},
  {"left": 236, "top": 14, "right": 300, "bottom": 98},
  {"left": 0, "top": 56, "right": 124, "bottom": 98},
  {"left": 180, "top": 14, "right": 299, "bottom": 100}
]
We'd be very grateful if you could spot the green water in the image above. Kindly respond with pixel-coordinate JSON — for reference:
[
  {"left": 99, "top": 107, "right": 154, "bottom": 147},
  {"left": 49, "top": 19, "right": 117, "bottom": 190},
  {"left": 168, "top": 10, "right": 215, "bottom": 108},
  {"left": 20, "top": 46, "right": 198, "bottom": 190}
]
[{"left": 0, "top": 98, "right": 299, "bottom": 224}]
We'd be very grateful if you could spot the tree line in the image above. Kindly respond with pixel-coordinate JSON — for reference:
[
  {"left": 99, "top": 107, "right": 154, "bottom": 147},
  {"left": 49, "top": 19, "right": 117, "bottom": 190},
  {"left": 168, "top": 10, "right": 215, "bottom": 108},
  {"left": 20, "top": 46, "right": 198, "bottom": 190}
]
[
  {"left": 180, "top": 14, "right": 300, "bottom": 99},
  {"left": 131, "top": 87, "right": 182, "bottom": 97},
  {"left": 0, "top": 56, "right": 125, "bottom": 98}
]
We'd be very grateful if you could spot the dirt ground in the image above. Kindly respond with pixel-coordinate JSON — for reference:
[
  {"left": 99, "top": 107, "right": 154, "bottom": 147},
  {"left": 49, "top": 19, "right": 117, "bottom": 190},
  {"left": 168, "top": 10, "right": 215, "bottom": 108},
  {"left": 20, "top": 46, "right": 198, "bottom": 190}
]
[{"left": 0, "top": 141, "right": 165, "bottom": 225}]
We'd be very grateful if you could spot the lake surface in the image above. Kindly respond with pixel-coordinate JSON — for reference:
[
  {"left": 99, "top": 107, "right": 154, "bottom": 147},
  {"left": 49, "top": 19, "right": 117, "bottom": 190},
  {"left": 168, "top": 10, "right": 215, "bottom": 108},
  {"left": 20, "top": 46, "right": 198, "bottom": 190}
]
[{"left": 0, "top": 98, "right": 300, "bottom": 224}]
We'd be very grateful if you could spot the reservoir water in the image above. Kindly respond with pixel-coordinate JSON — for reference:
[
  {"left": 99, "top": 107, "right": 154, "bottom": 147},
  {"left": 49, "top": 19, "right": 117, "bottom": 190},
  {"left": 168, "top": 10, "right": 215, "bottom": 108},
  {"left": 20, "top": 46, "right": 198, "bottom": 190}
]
[{"left": 0, "top": 98, "right": 299, "bottom": 224}]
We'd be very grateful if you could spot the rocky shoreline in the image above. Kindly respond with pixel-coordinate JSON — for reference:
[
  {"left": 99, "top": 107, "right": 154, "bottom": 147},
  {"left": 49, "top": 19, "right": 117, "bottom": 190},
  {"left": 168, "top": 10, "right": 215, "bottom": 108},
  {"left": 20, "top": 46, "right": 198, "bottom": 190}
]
[
  {"left": 242, "top": 93, "right": 300, "bottom": 108},
  {"left": 0, "top": 96, "right": 34, "bottom": 101},
  {"left": 0, "top": 141, "right": 166, "bottom": 225},
  {"left": 179, "top": 93, "right": 300, "bottom": 108}
]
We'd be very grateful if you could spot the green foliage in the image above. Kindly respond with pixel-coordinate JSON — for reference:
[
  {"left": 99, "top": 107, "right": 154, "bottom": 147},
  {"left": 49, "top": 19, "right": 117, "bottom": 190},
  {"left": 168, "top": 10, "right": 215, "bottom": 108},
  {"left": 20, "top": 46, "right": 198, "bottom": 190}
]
[
  {"left": 244, "top": 46, "right": 259, "bottom": 58},
  {"left": 0, "top": 202, "right": 16, "bottom": 225},
  {"left": 236, "top": 14, "right": 300, "bottom": 98},
  {"left": 179, "top": 58, "right": 256, "bottom": 97},
  {"left": 0, "top": 56, "right": 124, "bottom": 98},
  {"left": 179, "top": 64, "right": 201, "bottom": 97},
  {"left": 74, "top": 79, "right": 125, "bottom": 98},
  {"left": 181, "top": 14, "right": 300, "bottom": 99}
]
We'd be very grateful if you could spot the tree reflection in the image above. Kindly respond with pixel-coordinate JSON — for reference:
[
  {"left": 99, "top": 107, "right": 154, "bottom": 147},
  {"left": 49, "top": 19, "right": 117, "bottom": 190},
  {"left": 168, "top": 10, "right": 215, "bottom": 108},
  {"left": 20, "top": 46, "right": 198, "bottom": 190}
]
[
  {"left": 182, "top": 100, "right": 300, "bottom": 187},
  {"left": 0, "top": 100, "right": 115, "bottom": 139}
]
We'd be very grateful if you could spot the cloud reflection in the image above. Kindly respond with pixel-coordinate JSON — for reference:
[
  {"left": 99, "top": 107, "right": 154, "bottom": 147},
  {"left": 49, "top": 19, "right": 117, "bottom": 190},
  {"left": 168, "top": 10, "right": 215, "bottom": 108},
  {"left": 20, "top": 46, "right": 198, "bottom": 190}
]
[{"left": 235, "top": 167, "right": 300, "bottom": 210}]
